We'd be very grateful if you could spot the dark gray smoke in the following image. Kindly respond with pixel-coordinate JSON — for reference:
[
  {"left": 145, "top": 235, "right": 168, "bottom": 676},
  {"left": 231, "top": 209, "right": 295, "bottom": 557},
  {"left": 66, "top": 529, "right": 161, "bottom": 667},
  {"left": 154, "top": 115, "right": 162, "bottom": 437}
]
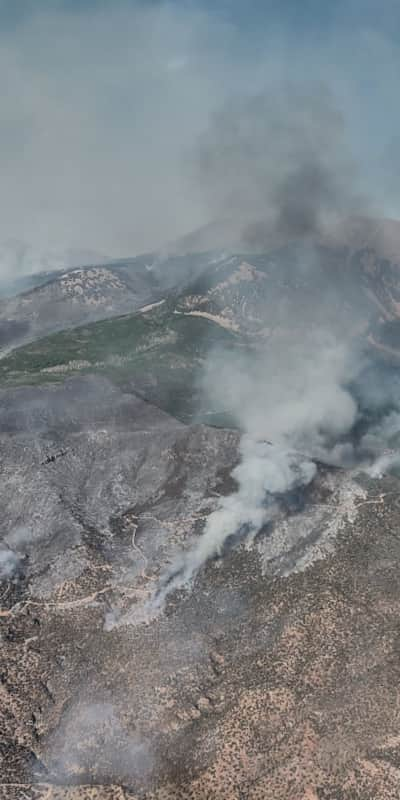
[
  {"left": 149, "top": 84, "right": 398, "bottom": 606},
  {"left": 195, "top": 83, "right": 366, "bottom": 248}
]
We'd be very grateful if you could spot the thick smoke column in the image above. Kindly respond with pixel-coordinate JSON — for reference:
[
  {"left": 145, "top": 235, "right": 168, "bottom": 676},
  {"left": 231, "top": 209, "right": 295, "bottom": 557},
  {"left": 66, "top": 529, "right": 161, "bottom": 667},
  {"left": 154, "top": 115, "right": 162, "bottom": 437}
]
[
  {"left": 156, "top": 438, "right": 316, "bottom": 602},
  {"left": 195, "top": 83, "right": 366, "bottom": 247},
  {"left": 155, "top": 334, "right": 365, "bottom": 604},
  {"left": 150, "top": 83, "right": 397, "bottom": 608},
  {"left": 155, "top": 320, "right": 400, "bottom": 604}
]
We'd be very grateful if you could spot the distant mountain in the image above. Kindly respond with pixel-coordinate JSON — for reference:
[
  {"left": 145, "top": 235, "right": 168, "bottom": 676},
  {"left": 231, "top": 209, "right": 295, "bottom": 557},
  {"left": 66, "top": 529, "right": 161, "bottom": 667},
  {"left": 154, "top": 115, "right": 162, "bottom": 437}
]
[
  {"left": 0, "top": 240, "right": 109, "bottom": 295},
  {"left": 0, "top": 262, "right": 158, "bottom": 354},
  {"left": 0, "top": 251, "right": 228, "bottom": 354},
  {"left": 2, "top": 239, "right": 400, "bottom": 423},
  {"left": 0, "top": 268, "right": 133, "bottom": 352},
  {"left": 4, "top": 223, "right": 400, "bottom": 797},
  {"left": 4, "top": 217, "right": 400, "bottom": 358}
]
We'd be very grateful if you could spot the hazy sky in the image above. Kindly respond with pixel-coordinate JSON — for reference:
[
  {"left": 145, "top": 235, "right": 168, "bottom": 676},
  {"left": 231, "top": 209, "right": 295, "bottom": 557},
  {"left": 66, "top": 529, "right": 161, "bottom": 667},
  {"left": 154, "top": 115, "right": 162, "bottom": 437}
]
[{"left": 0, "top": 0, "right": 399, "bottom": 262}]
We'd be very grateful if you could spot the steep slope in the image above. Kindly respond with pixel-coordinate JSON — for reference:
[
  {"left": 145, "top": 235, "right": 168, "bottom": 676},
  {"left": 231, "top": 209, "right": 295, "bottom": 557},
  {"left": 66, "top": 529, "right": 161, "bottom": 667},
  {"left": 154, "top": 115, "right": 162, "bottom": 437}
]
[
  {"left": 174, "top": 243, "right": 400, "bottom": 337},
  {"left": 0, "top": 251, "right": 224, "bottom": 355},
  {"left": 3, "top": 216, "right": 400, "bottom": 358},
  {"left": 2, "top": 376, "right": 400, "bottom": 799},
  {"left": 2, "top": 241, "right": 400, "bottom": 422},
  {"left": 3, "top": 231, "right": 400, "bottom": 798},
  {"left": 0, "top": 264, "right": 158, "bottom": 351},
  {"left": 0, "top": 295, "right": 238, "bottom": 422}
]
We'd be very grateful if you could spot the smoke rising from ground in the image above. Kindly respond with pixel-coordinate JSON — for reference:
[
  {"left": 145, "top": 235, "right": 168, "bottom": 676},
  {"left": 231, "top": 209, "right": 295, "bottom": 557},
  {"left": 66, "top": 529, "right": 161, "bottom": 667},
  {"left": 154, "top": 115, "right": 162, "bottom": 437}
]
[
  {"left": 155, "top": 337, "right": 400, "bottom": 604},
  {"left": 154, "top": 265, "right": 400, "bottom": 604},
  {"left": 158, "top": 74, "right": 400, "bottom": 590},
  {"left": 0, "top": 549, "right": 20, "bottom": 579},
  {"left": 136, "top": 48, "right": 400, "bottom": 604},
  {"left": 46, "top": 701, "right": 153, "bottom": 785},
  {"left": 155, "top": 439, "right": 317, "bottom": 602},
  {"left": 0, "top": 525, "right": 34, "bottom": 580},
  {"left": 155, "top": 333, "right": 361, "bottom": 603}
]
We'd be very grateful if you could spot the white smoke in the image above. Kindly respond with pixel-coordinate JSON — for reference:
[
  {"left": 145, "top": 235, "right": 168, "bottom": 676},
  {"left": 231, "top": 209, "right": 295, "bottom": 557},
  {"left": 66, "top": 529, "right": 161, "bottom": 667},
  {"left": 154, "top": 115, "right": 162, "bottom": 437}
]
[
  {"left": 46, "top": 701, "right": 153, "bottom": 784},
  {"left": 360, "top": 410, "right": 400, "bottom": 477},
  {"left": 360, "top": 411, "right": 400, "bottom": 455},
  {"left": 0, "top": 525, "right": 33, "bottom": 580},
  {"left": 205, "top": 333, "right": 359, "bottom": 453},
  {"left": 0, "top": 548, "right": 20, "bottom": 579},
  {"left": 153, "top": 332, "right": 363, "bottom": 605},
  {"left": 365, "top": 451, "right": 400, "bottom": 479},
  {"left": 155, "top": 438, "right": 317, "bottom": 604}
]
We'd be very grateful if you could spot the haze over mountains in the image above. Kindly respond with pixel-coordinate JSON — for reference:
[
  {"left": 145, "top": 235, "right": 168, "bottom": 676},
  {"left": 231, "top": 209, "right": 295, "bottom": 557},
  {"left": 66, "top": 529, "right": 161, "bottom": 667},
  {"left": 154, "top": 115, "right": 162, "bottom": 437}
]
[
  {"left": 4, "top": 0, "right": 400, "bottom": 796},
  {"left": 4, "top": 211, "right": 400, "bottom": 797},
  {"left": 2, "top": 214, "right": 400, "bottom": 365}
]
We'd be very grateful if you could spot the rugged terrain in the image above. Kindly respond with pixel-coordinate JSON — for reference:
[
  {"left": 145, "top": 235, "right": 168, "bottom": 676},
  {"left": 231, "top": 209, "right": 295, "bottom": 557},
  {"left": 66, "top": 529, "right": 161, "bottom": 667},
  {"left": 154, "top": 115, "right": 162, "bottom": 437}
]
[
  {"left": 2, "top": 240, "right": 400, "bottom": 421},
  {"left": 0, "top": 251, "right": 217, "bottom": 355},
  {"left": 0, "top": 264, "right": 157, "bottom": 353},
  {"left": 4, "top": 215, "right": 400, "bottom": 358},
  {"left": 3, "top": 233, "right": 400, "bottom": 799},
  {"left": 2, "top": 376, "right": 400, "bottom": 799}
]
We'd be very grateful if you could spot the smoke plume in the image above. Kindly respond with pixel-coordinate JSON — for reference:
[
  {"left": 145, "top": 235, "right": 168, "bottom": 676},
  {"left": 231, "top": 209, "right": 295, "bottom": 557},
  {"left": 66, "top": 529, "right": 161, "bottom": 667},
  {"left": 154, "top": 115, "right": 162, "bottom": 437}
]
[
  {"left": 155, "top": 325, "right": 400, "bottom": 605},
  {"left": 194, "top": 83, "right": 367, "bottom": 249},
  {"left": 1, "top": 2, "right": 400, "bottom": 273},
  {"left": 139, "top": 74, "right": 400, "bottom": 607},
  {"left": 155, "top": 438, "right": 317, "bottom": 602},
  {"left": 0, "top": 525, "right": 34, "bottom": 580},
  {"left": 0, "top": 549, "right": 21, "bottom": 579},
  {"left": 170, "top": 81, "right": 398, "bottom": 588},
  {"left": 154, "top": 332, "right": 360, "bottom": 603},
  {"left": 46, "top": 701, "right": 153, "bottom": 785}
]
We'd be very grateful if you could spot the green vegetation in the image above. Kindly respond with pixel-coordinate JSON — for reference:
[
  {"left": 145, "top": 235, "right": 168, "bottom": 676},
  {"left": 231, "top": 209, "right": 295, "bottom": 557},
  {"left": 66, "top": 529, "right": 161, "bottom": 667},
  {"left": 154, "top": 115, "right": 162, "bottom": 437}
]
[{"left": 0, "top": 300, "right": 240, "bottom": 422}]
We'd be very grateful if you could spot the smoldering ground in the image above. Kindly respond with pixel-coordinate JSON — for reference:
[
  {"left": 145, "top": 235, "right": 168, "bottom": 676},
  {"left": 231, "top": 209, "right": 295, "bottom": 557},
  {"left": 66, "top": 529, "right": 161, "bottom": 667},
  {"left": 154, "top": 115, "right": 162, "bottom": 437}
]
[{"left": 44, "top": 701, "right": 154, "bottom": 786}]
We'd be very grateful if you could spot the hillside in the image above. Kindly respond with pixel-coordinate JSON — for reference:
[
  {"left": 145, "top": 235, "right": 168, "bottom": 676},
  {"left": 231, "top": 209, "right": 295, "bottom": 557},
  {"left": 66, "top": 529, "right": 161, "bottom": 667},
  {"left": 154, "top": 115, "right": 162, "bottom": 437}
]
[
  {"left": 3, "top": 233, "right": 400, "bottom": 799},
  {"left": 2, "top": 376, "right": 400, "bottom": 800},
  {"left": 0, "top": 251, "right": 225, "bottom": 355},
  {"left": 2, "top": 242, "right": 400, "bottom": 419},
  {"left": 0, "top": 264, "right": 157, "bottom": 351}
]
